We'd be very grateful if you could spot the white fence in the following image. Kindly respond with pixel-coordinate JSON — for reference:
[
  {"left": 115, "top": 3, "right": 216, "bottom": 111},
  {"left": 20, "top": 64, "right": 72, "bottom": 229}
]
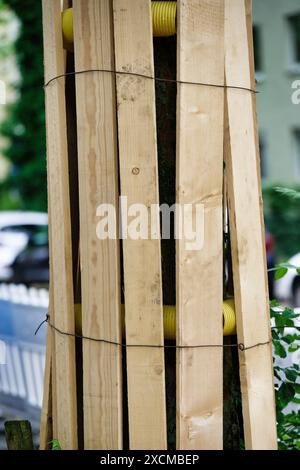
[
  {"left": 0, "top": 284, "right": 48, "bottom": 414},
  {"left": 0, "top": 284, "right": 49, "bottom": 307}
]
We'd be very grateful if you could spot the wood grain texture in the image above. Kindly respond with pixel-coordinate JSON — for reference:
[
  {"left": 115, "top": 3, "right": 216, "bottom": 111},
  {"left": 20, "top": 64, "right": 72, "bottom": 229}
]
[
  {"left": 42, "top": 0, "right": 77, "bottom": 449},
  {"left": 39, "top": 326, "right": 52, "bottom": 450},
  {"left": 176, "top": 0, "right": 225, "bottom": 450},
  {"left": 73, "top": 0, "right": 123, "bottom": 450},
  {"left": 113, "top": 0, "right": 167, "bottom": 450},
  {"left": 224, "top": 0, "right": 277, "bottom": 450}
]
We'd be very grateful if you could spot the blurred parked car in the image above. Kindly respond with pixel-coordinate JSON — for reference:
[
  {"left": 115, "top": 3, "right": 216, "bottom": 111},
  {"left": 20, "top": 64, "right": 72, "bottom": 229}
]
[
  {"left": 0, "top": 211, "right": 48, "bottom": 282},
  {"left": 275, "top": 253, "right": 300, "bottom": 306},
  {"left": 10, "top": 227, "right": 49, "bottom": 285}
]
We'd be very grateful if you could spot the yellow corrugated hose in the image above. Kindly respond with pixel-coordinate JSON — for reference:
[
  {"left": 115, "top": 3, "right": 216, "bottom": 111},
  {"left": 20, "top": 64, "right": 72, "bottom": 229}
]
[
  {"left": 62, "top": 3, "right": 177, "bottom": 47},
  {"left": 74, "top": 299, "right": 237, "bottom": 338},
  {"left": 62, "top": 8, "right": 73, "bottom": 46},
  {"left": 223, "top": 299, "right": 237, "bottom": 336},
  {"left": 152, "top": 2, "right": 177, "bottom": 37}
]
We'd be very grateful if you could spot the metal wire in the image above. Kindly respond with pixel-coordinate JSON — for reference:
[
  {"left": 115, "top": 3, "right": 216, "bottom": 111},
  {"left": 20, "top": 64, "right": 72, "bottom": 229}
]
[{"left": 44, "top": 68, "right": 258, "bottom": 94}]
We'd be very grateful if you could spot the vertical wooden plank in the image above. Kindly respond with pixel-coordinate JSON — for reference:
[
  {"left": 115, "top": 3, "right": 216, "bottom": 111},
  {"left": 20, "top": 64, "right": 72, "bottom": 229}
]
[
  {"left": 176, "top": 0, "right": 224, "bottom": 450},
  {"left": 73, "top": 0, "right": 123, "bottom": 450},
  {"left": 49, "top": 1, "right": 69, "bottom": 442},
  {"left": 39, "top": 327, "right": 52, "bottom": 450},
  {"left": 42, "top": 0, "right": 77, "bottom": 449},
  {"left": 224, "top": 0, "right": 277, "bottom": 450},
  {"left": 113, "top": 0, "right": 167, "bottom": 450}
]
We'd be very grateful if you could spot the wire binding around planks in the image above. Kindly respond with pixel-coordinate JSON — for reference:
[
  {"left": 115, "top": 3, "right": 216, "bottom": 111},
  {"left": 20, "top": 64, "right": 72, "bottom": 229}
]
[
  {"left": 43, "top": 68, "right": 259, "bottom": 95},
  {"left": 42, "top": 70, "right": 264, "bottom": 353},
  {"left": 34, "top": 313, "right": 299, "bottom": 352}
]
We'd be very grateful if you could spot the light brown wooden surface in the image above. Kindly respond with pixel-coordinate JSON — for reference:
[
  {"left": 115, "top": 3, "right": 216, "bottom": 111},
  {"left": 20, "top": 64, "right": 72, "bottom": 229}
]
[
  {"left": 176, "top": 0, "right": 225, "bottom": 450},
  {"left": 113, "top": 0, "right": 167, "bottom": 450},
  {"left": 224, "top": 0, "right": 277, "bottom": 450},
  {"left": 39, "top": 326, "right": 52, "bottom": 450},
  {"left": 42, "top": 0, "right": 77, "bottom": 449},
  {"left": 73, "top": 0, "right": 123, "bottom": 450}
]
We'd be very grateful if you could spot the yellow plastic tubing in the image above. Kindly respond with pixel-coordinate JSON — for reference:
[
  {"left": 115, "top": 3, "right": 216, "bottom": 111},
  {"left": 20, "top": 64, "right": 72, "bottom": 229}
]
[
  {"left": 62, "top": 2, "right": 177, "bottom": 46},
  {"left": 152, "top": 2, "right": 177, "bottom": 37},
  {"left": 222, "top": 299, "right": 237, "bottom": 337},
  {"left": 62, "top": 8, "right": 73, "bottom": 45},
  {"left": 75, "top": 299, "right": 236, "bottom": 338}
]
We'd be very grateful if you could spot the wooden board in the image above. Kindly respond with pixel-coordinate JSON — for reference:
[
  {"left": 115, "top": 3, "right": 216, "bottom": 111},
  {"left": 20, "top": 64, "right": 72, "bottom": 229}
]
[
  {"left": 224, "top": 0, "right": 277, "bottom": 450},
  {"left": 73, "top": 0, "right": 123, "bottom": 450},
  {"left": 176, "top": 0, "right": 225, "bottom": 450},
  {"left": 113, "top": 0, "right": 167, "bottom": 450},
  {"left": 42, "top": 0, "right": 77, "bottom": 449},
  {"left": 39, "top": 326, "right": 52, "bottom": 450}
]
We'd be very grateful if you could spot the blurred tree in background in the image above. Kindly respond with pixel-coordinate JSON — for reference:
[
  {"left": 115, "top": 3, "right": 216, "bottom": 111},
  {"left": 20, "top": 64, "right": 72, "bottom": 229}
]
[
  {"left": 264, "top": 184, "right": 300, "bottom": 261},
  {"left": 0, "top": 0, "right": 46, "bottom": 211}
]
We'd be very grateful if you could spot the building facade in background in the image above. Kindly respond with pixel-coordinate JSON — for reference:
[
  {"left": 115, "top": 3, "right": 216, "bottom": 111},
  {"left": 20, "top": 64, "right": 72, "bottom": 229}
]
[{"left": 253, "top": 0, "right": 300, "bottom": 183}]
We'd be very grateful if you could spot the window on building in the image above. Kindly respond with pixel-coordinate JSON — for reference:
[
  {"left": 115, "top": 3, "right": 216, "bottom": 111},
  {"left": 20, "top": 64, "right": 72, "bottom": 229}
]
[
  {"left": 288, "top": 13, "right": 300, "bottom": 65},
  {"left": 293, "top": 129, "right": 300, "bottom": 178},
  {"left": 253, "top": 25, "right": 263, "bottom": 72},
  {"left": 259, "top": 134, "right": 267, "bottom": 179}
]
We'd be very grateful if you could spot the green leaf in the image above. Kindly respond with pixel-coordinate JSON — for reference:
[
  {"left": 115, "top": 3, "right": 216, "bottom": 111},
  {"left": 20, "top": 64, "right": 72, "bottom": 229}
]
[
  {"left": 277, "top": 383, "right": 295, "bottom": 407},
  {"left": 272, "top": 330, "right": 279, "bottom": 340},
  {"left": 273, "top": 340, "right": 287, "bottom": 358},
  {"left": 275, "top": 187, "right": 300, "bottom": 200},
  {"left": 274, "top": 267, "right": 288, "bottom": 280},
  {"left": 293, "top": 384, "right": 300, "bottom": 394},
  {"left": 285, "top": 369, "right": 299, "bottom": 382},
  {"left": 282, "top": 307, "right": 300, "bottom": 320},
  {"left": 274, "top": 369, "right": 282, "bottom": 381},
  {"left": 270, "top": 299, "right": 280, "bottom": 308},
  {"left": 51, "top": 439, "right": 62, "bottom": 451},
  {"left": 282, "top": 335, "right": 296, "bottom": 344},
  {"left": 288, "top": 344, "right": 300, "bottom": 353}
]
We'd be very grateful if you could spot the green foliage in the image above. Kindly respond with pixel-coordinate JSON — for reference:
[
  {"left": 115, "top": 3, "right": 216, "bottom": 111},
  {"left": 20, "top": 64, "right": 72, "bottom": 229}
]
[
  {"left": 0, "top": 3, "right": 15, "bottom": 61},
  {"left": 269, "top": 262, "right": 300, "bottom": 280},
  {"left": 276, "top": 412, "right": 300, "bottom": 451},
  {"left": 270, "top": 301, "right": 300, "bottom": 450},
  {"left": 50, "top": 439, "right": 62, "bottom": 451},
  {"left": 0, "top": 0, "right": 46, "bottom": 211},
  {"left": 263, "top": 184, "right": 300, "bottom": 260},
  {"left": 275, "top": 187, "right": 300, "bottom": 200}
]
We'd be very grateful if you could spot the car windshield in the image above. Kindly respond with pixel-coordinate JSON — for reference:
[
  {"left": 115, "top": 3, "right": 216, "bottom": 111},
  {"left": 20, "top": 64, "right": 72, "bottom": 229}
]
[
  {"left": 28, "top": 227, "right": 49, "bottom": 247},
  {"left": 0, "top": 224, "right": 49, "bottom": 248},
  {"left": 1, "top": 224, "right": 46, "bottom": 236}
]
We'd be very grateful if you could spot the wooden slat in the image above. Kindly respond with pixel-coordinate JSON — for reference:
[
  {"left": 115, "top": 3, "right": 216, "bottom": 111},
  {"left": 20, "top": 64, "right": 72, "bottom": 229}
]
[
  {"left": 48, "top": 1, "right": 69, "bottom": 443},
  {"left": 224, "top": 0, "right": 277, "bottom": 450},
  {"left": 42, "top": 0, "right": 77, "bottom": 449},
  {"left": 39, "top": 326, "right": 52, "bottom": 450},
  {"left": 176, "top": 0, "right": 224, "bottom": 450},
  {"left": 113, "top": 0, "right": 167, "bottom": 450},
  {"left": 73, "top": 0, "right": 123, "bottom": 450}
]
